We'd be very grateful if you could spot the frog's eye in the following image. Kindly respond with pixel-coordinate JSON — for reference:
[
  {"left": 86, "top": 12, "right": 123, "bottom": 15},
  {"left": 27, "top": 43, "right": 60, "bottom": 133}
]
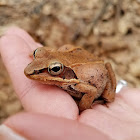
[
  {"left": 48, "top": 62, "right": 64, "bottom": 75},
  {"left": 33, "top": 49, "right": 38, "bottom": 59}
]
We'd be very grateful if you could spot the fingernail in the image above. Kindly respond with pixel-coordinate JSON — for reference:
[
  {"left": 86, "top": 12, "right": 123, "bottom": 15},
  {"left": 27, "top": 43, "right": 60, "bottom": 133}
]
[
  {"left": 116, "top": 80, "right": 128, "bottom": 93},
  {"left": 0, "top": 125, "right": 27, "bottom": 140}
]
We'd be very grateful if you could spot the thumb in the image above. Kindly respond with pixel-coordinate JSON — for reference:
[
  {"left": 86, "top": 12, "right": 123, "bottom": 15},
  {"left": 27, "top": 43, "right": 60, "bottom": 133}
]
[{"left": 0, "top": 112, "right": 112, "bottom": 140}]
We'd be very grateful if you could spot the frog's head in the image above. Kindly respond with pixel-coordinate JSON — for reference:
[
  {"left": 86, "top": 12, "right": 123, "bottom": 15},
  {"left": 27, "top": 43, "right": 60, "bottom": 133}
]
[{"left": 24, "top": 47, "right": 79, "bottom": 86}]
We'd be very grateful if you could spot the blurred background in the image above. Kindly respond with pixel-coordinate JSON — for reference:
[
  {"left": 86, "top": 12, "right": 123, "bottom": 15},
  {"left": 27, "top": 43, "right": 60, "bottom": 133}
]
[{"left": 0, "top": 0, "right": 140, "bottom": 123}]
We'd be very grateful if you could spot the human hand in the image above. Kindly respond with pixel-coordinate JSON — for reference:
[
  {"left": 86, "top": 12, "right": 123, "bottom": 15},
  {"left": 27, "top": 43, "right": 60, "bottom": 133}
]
[{"left": 0, "top": 27, "right": 140, "bottom": 140}]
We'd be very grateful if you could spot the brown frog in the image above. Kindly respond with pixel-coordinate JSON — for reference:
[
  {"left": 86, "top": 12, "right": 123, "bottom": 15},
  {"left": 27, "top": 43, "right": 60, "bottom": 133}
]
[{"left": 24, "top": 45, "right": 116, "bottom": 111}]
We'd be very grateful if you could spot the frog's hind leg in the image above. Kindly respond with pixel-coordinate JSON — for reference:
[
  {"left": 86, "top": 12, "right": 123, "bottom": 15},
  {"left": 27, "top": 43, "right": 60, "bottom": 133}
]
[
  {"left": 106, "top": 62, "right": 116, "bottom": 92},
  {"left": 101, "top": 82, "right": 115, "bottom": 103},
  {"left": 101, "top": 62, "right": 116, "bottom": 102}
]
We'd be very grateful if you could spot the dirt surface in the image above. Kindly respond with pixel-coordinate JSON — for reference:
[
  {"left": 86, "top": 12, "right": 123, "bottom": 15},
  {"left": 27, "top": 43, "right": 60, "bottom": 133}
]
[{"left": 0, "top": 0, "right": 140, "bottom": 123}]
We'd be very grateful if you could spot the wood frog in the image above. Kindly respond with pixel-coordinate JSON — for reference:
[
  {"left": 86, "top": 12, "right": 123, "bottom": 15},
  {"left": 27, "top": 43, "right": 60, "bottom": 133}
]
[{"left": 24, "top": 45, "right": 116, "bottom": 111}]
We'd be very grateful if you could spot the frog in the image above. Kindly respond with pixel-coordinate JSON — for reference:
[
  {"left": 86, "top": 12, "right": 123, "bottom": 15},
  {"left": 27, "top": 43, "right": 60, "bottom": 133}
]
[{"left": 24, "top": 44, "right": 116, "bottom": 111}]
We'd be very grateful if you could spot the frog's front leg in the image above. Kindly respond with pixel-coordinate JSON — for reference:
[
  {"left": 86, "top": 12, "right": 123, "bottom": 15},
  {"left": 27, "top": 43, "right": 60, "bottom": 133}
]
[{"left": 71, "top": 83, "right": 97, "bottom": 111}]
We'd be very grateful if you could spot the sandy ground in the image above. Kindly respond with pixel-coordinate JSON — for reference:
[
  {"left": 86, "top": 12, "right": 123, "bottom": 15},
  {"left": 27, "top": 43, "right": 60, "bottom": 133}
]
[{"left": 0, "top": 0, "right": 140, "bottom": 123}]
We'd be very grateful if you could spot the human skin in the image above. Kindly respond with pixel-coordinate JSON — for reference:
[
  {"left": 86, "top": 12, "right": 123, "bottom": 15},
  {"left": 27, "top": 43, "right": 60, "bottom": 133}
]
[{"left": 0, "top": 27, "right": 140, "bottom": 140}]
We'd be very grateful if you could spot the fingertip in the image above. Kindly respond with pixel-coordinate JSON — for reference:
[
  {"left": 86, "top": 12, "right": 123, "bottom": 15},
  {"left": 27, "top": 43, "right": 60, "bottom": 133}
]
[
  {"left": 4, "top": 26, "right": 26, "bottom": 35},
  {"left": 0, "top": 34, "right": 31, "bottom": 61},
  {"left": 3, "top": 26, "right": 38, "bottom": 50}
]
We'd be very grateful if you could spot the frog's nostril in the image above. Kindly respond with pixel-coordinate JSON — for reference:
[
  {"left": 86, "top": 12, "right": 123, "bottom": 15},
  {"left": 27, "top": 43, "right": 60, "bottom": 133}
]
[{"left": 33, "top": 70, "right": 40, "bottom": 75}]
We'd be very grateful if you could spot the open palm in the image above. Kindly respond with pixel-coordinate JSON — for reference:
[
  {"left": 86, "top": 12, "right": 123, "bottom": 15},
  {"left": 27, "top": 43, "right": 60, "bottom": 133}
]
[{"left": 0, "top": 27, "right": 140, "bottom": 140}]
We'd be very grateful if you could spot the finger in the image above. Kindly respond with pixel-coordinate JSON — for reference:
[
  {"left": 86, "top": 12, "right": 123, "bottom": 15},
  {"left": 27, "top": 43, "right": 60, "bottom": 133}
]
[
  {"left": 0, "top": 112, "right": 111, "bottom": 140},
  {"left": 0, "top": 27, "right": 78, "bottom": 119},
  {"left": 5, "top": 26, "right": 38, "bottom": 50},
  {"left": 5, "top": 26, "right": 43, "bottom": 48}
]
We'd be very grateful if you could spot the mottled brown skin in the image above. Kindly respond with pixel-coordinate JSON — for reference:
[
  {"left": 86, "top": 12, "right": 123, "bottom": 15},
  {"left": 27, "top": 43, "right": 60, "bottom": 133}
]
[{"left": 24, "top": 45, "right": 116, "bottom": 111}]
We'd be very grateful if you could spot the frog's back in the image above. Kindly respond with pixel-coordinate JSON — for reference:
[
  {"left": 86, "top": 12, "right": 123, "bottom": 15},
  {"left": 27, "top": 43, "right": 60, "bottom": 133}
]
[{"left": 47, "top": 48, "right": 103, "bottom": 66}]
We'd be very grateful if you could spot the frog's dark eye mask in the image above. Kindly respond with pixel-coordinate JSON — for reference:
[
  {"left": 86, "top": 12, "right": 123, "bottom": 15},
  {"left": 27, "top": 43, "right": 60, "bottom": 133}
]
[{"left": 29, "top": 63, "right": 78, "bottom": 80}]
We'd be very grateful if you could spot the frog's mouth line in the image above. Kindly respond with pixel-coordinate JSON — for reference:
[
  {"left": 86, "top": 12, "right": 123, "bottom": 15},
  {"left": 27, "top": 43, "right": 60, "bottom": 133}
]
[
  {"left": 29, "top": 74, "right": 80, "bottom": 85},
  {"left": 25, "top": 68, "right": 79, "bottom": 85}
]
